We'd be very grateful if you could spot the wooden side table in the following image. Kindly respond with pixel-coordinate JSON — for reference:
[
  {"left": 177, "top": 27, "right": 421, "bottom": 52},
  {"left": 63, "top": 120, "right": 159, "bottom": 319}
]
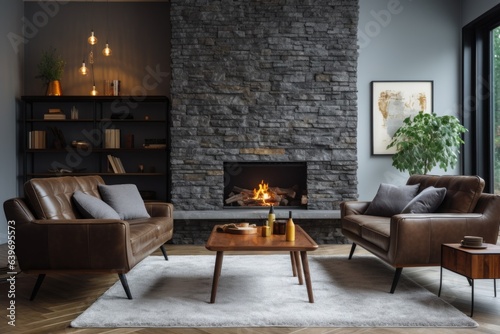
[{"left": 438, "top": 243, "right": 500, "bottom": 317}]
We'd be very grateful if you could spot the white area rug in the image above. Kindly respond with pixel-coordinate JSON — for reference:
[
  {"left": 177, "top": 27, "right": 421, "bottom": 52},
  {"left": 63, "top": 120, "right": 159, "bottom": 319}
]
[{"left": 71, "top": 254, "right": 477, "bottom": 328}]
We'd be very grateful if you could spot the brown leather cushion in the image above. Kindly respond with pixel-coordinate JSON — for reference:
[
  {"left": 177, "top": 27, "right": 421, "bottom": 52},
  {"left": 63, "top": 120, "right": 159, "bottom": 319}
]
[
  {"left": 406, "top": 175, "right": 484, "bottom": 213},
  {"left": 24, "top": 175, "right": 105, "bottom": 219},
  {"left": 128, "top": 217, "right": 173, "bottom": 256}
]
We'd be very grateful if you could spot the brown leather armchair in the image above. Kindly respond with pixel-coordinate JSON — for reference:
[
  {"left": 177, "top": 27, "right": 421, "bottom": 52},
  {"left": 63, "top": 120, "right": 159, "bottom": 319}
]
[
  {"left": 341, "top": 175, "right": 500, "bottom": 293},
  {"left": 3, "top": 175, "right": 174, "bottom": 300}
]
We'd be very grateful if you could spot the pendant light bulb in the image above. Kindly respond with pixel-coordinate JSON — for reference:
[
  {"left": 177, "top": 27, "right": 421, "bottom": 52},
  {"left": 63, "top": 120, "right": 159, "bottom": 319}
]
[
  {"left": 102, "top": 43, "right": 112, "bottom": 56},
  {"left": 88, "top": 30, "right": 98, "bottom": 45},
  {"left": 90, "top": 85, "right": 98, "bottom": 96},
  {"left": 79, "top": 60, "right": 88, "bottom": 75}
]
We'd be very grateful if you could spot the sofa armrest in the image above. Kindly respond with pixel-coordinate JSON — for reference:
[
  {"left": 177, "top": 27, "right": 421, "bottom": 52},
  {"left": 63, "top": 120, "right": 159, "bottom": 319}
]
[
  {"left": 16, "top": 218, "right": 133, "bottom": 273},
  {"left": 388, "top": 212, "right": 492, "bottom": 266},
  {"left": 340, "top": 201, "right": 371, "bottom": 217},
  {"left": 144, "top": 202, "right": 174, "bottom": 218}
]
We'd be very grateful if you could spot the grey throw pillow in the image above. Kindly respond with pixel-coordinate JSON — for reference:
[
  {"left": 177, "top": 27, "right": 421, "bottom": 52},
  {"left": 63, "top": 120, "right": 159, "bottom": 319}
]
[
  {"left": 364, "top": 183, "right": 420, "bottom": 217},
  {"left": 401, "top": 186, "right": 447, "bottom": 213},
  {"left": 72, "top": 191, "right": 121, "bottom": 219},
  {"left": 98, "top": 184, "right": 150, "bottom": 220}
]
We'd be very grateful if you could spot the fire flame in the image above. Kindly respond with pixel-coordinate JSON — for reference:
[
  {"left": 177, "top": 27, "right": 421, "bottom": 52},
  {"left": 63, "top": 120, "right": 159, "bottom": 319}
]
[{"left": 253, "top": 180, "right": 271, "bottom": 204}]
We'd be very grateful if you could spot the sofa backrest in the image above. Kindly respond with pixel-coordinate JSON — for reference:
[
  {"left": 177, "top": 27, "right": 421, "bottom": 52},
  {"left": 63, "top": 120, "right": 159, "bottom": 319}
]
[
  {"left": 24, "top": 175, "right": 105, "bottom": 219},
  {"left": 406, "top": 175, "right": 485, "bottom": 213}
]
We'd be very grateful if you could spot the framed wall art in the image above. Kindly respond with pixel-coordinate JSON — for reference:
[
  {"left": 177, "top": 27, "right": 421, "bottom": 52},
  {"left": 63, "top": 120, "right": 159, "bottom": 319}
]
[{"left": 371, "top": 80, "right": 433, "bottom": 155}]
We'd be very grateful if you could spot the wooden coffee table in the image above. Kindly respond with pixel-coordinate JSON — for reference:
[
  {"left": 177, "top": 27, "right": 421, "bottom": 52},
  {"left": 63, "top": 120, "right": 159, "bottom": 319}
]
[
  {"left": 438, "top": 243, "right": 500, "bottom": 317},
  {"left": 205, "top": 225, "right": 318, "bottom": 303}
]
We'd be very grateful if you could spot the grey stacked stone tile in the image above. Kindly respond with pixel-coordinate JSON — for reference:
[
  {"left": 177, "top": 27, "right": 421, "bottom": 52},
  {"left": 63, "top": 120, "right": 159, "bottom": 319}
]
[{"left": 171, "top": 0, "right": 359, "bottom": 210}]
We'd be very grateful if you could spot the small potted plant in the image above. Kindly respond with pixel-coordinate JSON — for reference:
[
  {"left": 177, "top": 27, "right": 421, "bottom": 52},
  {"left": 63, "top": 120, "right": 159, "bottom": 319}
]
[
  {"left": 386, "top": 111, "right": 467, "bottom": 175},
  {"left": 36, "top": 48, "right": 65, "bottom": 96}
]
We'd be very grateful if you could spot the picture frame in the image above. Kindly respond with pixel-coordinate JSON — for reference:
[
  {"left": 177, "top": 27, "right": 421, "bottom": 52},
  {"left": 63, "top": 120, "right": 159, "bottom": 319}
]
[{"left": 371, "top": 80, "right": 433, "bottom": 155}]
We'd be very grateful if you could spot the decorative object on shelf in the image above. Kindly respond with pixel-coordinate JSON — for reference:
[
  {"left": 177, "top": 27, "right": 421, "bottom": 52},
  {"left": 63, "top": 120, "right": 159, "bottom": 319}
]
[
  {"left": 124, "top": 134, "right": 134, "bottom": 148},
  {"left": 71, "top": 106, "right": 79, "bottom": 120},
  {"left": 371, "top": 81, "right": 433, "bottom": 155},
  {"left": 36, "top": 48, "right": 65, "bottom": 96},
  {"left": 47, "top": 167, "right": 86, "bottom": 174},
  {"left": 48, "top": 126, "right": 66, "bottom": 149},
  {"left": 71, "top": 140, "right": 90, "bottom": 150},
  {"left": 386, "top": 111, "right": 467, "bottom": 175}
]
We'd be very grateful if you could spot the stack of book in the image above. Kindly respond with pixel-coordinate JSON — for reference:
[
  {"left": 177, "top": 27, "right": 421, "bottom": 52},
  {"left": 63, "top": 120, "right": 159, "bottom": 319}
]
[
  {"left": 107, "top": 155, "right": 126, "bottom": 173},
  {"left": 44, "top": 108, "right": 66, "bottom": 120},
  {"left": 28, "top": 130, "right": 46, "bottom": 149},
  {"left": 104, "top": 129, "right": 120, "bottom": 148}
]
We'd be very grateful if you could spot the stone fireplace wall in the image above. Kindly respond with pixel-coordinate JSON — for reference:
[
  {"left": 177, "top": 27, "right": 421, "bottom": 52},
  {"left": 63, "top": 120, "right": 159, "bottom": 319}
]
[{"left": 170, "top": 0, "right": 359, "bottom": 210}]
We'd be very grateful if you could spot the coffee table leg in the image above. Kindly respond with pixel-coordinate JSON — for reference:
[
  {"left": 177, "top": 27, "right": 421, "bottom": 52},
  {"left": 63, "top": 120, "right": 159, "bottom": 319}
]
[
  {"left": 301, "top": 251, "right": 314, "bottom": 303},
  {"left": 471, "top": 279, "right": 474, "bottom": 317},
  {"left": 290, "top": 251, "right": 297, "bottom": 277},
  {"left": 210, "top": 251, "right": 224, "bottom": 303},
  {"left": 294, "top": 251, "right": 304, "bottom": 285}
]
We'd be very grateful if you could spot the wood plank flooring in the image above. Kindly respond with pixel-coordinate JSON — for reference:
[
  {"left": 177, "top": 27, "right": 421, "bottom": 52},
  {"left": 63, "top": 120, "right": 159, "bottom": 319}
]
[{"left": 1, "top": 243, "right": 500, "bottom": 334}]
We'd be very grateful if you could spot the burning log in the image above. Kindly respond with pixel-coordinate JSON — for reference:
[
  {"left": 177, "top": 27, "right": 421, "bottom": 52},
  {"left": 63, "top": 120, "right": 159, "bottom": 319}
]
[{"left": 225, "top": 181, "right": 300, "bottom": 207}]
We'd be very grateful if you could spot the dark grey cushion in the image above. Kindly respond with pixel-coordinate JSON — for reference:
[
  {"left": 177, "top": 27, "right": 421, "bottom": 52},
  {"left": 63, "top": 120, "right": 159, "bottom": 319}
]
[
  {"left": 98, "top": 184, "right": 150, "bottom": 220},
  {"left": 364, "top": 183, "right": 420, "bottom": 217},
  {"left": 401, "top": 186, "right": 447, "bottom": 213},
  {"left": 72, "top": 190, "right": 121, "bottom": 219}
]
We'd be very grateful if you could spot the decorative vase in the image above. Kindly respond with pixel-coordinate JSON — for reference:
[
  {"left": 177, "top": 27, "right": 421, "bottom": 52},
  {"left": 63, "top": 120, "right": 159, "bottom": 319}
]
[{"left": 46, "top": 80, "right": 62, "bottom": 96}]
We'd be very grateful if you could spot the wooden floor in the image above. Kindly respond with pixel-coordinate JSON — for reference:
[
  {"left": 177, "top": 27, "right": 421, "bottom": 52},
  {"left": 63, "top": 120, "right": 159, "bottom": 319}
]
[{"left": 1, "top": 243, "right": 500, "bottom": 334}]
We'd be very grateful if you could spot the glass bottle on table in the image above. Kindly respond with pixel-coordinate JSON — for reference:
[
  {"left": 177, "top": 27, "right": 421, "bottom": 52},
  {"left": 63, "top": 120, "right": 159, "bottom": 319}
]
[{"left": 268, "top": 205, "right": 275, "bottom": 235}]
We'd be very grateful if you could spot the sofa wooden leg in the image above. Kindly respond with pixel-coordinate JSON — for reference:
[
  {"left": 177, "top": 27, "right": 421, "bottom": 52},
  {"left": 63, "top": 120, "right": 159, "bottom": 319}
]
[
  {"left": 119, "top": 274, "right": 132, "bottom": 300},
  {"left": 29, "top": 274, "right": 46, "bottom": 301},
  {"left": 390, "top": 268, "right": 403, "bottom": 294},
  {"left": 348, "top": 243, "right": 357, "bottom": 259},
  {"left": 160, "top": 245, "right": 169, "bottom": 261}
]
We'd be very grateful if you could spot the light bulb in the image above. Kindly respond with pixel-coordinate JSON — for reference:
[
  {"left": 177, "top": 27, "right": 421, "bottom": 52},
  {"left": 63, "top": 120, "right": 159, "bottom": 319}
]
[
  {"left": 90, "top": 85, "right": 98, "bottom": 96},
  {"left": 102, "top": 43, "right": 112, "bottom": 56},
  {"left": 88, "top": 30, "right": 98, "bottom": 45},
  {"left": 79, "top": 61, "right": 88, "bottom": 75}
]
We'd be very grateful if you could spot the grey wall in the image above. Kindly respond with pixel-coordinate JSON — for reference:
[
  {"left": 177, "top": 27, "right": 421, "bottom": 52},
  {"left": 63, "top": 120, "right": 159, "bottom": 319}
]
[
  {"left": 24, "top": 2, "right": 170, "bottom": 96},
  {"left": 356, "top": 0, "right": 462, "bottom": 200},
  {"left": 0, "top": 0, "right": 23, "bottom": 244}
]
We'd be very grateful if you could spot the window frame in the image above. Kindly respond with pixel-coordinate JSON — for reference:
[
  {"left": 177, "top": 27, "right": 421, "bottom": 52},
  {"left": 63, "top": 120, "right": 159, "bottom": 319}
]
[{"left": 462, "top": 4, "right": 500, "bottom": 193}]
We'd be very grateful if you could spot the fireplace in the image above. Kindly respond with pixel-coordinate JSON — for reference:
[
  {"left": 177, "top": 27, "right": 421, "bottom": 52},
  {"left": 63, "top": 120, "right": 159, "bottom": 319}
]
[{"left": 223, "top": 162, "right": 307, "bottom": 209}]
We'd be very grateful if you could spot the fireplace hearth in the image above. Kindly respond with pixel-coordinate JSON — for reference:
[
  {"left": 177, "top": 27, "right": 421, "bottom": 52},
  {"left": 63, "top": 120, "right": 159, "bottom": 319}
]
[{"left": 223, "top": 162, "right": 307, "bottom": 209}]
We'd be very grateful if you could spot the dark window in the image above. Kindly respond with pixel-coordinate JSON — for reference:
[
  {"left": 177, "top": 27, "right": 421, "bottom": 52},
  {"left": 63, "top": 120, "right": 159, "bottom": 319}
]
[{"left": 462, "top": 4, "right": 500, "bottom": 193}]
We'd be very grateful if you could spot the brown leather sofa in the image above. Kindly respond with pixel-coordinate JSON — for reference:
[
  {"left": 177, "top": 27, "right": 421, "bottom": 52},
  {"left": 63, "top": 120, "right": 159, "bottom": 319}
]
[
  {"left": 341, "top": 174, "right": 500, "bottom": 293},
  {"left": 3, "top": 175, "right": 174, "bottom": 300}
]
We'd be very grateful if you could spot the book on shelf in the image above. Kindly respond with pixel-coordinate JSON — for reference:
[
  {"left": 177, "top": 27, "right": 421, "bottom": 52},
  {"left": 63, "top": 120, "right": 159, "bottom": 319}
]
[
  {"left": 28, "top": 130, "right": 46, "bottom": 149},
  {"left": 114, "top": 157, "right": 126, "bottom": 173},
  {"left": 107, "top": 154, "right": 126, "bottom": 173},
  {"left": 104, "top": 129, "right": 120, "bottom": 148},
  {"left": 44, "top": 113, "right": 66, "bottom": 120},
  {"left": 143, "top": 138, "right": 166, "bottom": 149}
]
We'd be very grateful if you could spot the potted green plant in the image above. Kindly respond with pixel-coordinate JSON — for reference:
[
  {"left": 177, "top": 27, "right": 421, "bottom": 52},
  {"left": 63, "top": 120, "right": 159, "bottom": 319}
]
[
  {"left": 386, "top": 111, "right": 467, "bottom": 175},
  {"left": 36, "top": 48, "right": 65, "bottom": 96}
]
